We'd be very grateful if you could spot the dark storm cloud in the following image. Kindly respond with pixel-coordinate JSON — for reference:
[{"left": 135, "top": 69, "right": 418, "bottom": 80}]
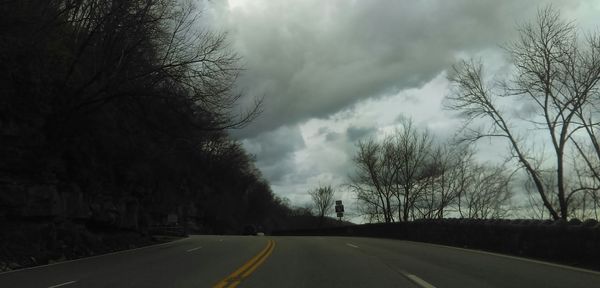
[
  {"left": 241, "top": 125, "right": 305, "bottom": 182},
  {"left": 346, "top": 126, "right": 373, "bottom": 142},
  {"left": 258, "top": 159, "right": 293, "bottom": 183},
  {"left": 205, "top": 0, "right": 579, "bottom": 138},
  {"left": 317, "top": 127, "right": 330, "bottom": 136},
  {"left": 247, "top": 125, "right": 304, "bottom": 165},
  {"left": 325, "top": 132, "right": 342, "bottom": 142},
  {"left": 202, "top": 0, "right": 595, "bottom": 210}
]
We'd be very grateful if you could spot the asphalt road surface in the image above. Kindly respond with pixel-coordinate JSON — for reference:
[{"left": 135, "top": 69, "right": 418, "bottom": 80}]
[{"left": 1, "top": 235, "right": 599, "bottom": 287}]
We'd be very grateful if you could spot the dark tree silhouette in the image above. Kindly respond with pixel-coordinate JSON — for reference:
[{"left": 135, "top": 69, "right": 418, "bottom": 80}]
[
  {"left": 309, "top": 185, "right": 335, "bottom": 227},
  {"left": 446, "top": 6, "right": 600, "bottom": 220},
  {"left": 0, "top": 0, "right": 284, "bottom": 246}
]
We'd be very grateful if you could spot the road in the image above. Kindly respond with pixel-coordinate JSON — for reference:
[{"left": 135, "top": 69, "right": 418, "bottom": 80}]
[{"left": 1, "top": 235, "right": 599, "bottom": 287}]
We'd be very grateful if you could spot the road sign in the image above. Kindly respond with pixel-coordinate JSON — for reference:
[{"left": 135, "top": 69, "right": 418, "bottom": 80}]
[{"left": 334, "top": 200, "right": 344, "bottom": 220}]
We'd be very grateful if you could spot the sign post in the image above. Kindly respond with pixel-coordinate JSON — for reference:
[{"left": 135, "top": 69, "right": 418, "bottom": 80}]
[{"left": 334, "top": 200, "right": 344, "bottom": 221}]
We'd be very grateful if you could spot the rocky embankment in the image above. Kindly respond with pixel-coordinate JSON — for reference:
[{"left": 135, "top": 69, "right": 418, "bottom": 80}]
[
  {"left": 0, "top": 123, "right": 162, "bottom": 272},
  {"left": 0, "top": 221, "right": 158, "bottom": 272}
]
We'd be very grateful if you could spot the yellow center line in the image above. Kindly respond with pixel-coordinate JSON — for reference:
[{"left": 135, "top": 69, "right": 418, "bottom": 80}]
[{"left": 213, "top": 239, "right": 276, "bottom": 288}]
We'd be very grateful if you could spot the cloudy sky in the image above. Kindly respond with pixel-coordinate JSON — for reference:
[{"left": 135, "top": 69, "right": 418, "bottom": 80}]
[{"left": 199, "top": 0, "right": 600, "bottom": 219}]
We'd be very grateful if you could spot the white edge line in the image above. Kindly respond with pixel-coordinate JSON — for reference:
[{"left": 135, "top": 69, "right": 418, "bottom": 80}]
[
  {"left": 399, "top": 239, "right": 600, "bottom": 276},
  {"left": 346, "top": 243, "right": 359, "bottom": 248},
  {"left": 0, "top": 237, "right": 189, "bottom": 275},
  {"left": 400, "top": 271, "right": 436, "bottom": 288},
  {"left": 186, "top": 246, "right": 202, "bottom": 252},
  {"left": 47, "top": 280, "right": 77, "bottom": 288}
]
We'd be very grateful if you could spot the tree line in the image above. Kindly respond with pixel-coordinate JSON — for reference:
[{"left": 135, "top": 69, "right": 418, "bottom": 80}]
[
  {"left": 350, "top": 6, "right": 600, "bottom": 222},
  {"left": 348, "top": 119, "right": 512, "bottom": 223},
  {"left": 0, "top": 0, "right": 293, "bottom": 234}
]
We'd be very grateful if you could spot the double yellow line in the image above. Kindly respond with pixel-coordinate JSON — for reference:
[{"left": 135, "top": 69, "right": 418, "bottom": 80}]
[{"left": 213, "top": 239, "right": 276, "bottom": 288}]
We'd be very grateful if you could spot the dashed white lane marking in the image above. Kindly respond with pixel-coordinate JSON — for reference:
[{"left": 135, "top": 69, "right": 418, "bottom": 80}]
[
  {"left": 186, "top": 246, "right": 202, "bottom": 252},
  {"left": 346, "top": 243, "right": 359, "bottom": 248},
  {"left": 400, "top": 271, "right": 436, "bottom": 288},
  {"left": 47, "top": 280, "right": 77, "bottom": 288}
]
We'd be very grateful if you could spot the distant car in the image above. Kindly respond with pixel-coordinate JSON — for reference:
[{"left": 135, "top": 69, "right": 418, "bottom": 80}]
[
  {"left": 242, "top": 225, "right": 257, "bottom": 235},
  {"left": 256, "top": 225, "right": 265, "bottom": 236}
]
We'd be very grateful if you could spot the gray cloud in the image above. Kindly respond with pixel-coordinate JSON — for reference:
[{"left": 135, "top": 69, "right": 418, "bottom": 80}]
[
  {"left": 241, "top": 125, "right": 305, "bottom": 183},
  {"left": 245, "top": 125, "right": 305, "bottom": 165},
  {"left": 317, "top": 127, "right": 330, "bottom": 136},
  {"left": 202, "top": 0, "right": 598, "bottom": 213},
  {"left": 204, "top": 0, "right": 581, "bottom": 138},
  {"left": 325, "top": 132, "right": 342, "bottom": 142},
  {"left": 346, "top": 126, "right": 373, "bottom": 142}
]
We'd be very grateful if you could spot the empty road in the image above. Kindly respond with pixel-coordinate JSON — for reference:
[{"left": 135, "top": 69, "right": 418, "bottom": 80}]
[{"left": 1, "top": 235, "right": 599, "bottom": 287}]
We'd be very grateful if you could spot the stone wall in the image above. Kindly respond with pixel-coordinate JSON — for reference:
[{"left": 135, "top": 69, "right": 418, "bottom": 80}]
[{"left": 273, "top": 218, "right": 600, "bottom": 270}]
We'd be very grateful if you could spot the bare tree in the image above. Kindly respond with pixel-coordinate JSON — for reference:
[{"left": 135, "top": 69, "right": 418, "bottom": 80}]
[
  {"left": 349, "top": 139, "right": 396, "bottom": 223},
  {"left": 569, "top": 154, "right": 600, "bottom": 220},
  {"left": 389, "top": 118, "right": 433, "bottom": 221},
  {"left": 309, "top": 185, "right": 335, "bottom": 227},
  {"left": 45, "top": 0, "right": 261, "bottom": 131},
  {"left": 349, "top": 119, "right": 514, "bottom": 222},
  {"left": 418, "top": 143, "right": 473, "bottom": 219},
  {"left": 523, "top": 170, "right": 560, "bottom": 219},
  {"left": 446, "top": 6, "right": 600, "bottom": 220},
  {"left": 459, "top": 163, "right": 513, "bottom": 219},
  {"left": 349, "top": 118, "right": 433, "bottom": 222},
  {"left": 416, "top": 143, "right": 513, "bottom": 220}
]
